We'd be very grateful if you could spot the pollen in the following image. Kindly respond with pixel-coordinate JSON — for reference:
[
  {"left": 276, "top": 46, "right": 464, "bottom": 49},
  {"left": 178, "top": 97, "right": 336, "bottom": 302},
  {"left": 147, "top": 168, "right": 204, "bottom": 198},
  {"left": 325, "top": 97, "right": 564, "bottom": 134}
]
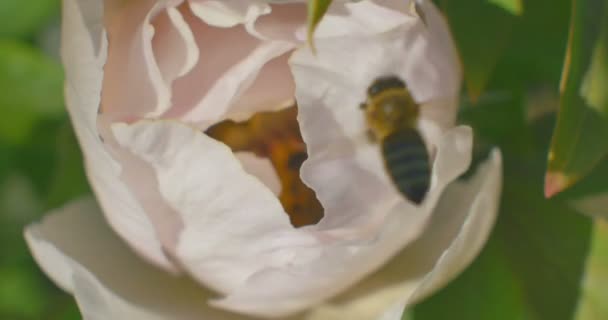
[{"left": 207, "top": 107, "right": 324, "bottom": 227}]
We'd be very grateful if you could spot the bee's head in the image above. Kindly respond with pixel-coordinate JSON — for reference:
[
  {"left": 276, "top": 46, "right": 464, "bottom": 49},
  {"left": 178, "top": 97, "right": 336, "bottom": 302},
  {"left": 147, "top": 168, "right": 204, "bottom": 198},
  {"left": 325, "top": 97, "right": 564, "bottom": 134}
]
[
  {"left": 361, "top": 75, "right": 419, "bottom": 140},
  {"left": 367, "top": 75, "right": 406, "bottom": 98}
]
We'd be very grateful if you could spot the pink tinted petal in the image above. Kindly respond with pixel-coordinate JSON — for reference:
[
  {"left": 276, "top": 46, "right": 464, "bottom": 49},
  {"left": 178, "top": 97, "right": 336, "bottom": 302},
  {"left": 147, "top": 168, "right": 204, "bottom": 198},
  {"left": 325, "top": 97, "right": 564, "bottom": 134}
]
[
  {"left": 187, "top": 40, "right": 293, "bottom": 125},
  {"left": 151, "top": 6, "right": 199, "bottom": 93},
  {"left": 225, "top": 51, "right": 295, "bottom": 122},
  {"left": 249, "top": 2, "right": 307, "bottom": 41},
  {"left": 111, "top": 121, "right": 319, "bottom": 294},
  {"left": 101, "top": 1, "right": 176, "bottom": 120},
  {"left": 62, "top": 0, "right": 175, "bottom": 271},
  {"left": 166, "top": 6, "right": 294, "bottom": 126}
]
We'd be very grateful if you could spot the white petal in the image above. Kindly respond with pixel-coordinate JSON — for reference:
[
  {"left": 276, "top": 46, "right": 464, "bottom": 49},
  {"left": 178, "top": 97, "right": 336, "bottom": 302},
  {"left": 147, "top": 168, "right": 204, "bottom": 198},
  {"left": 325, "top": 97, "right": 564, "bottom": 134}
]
[
  {"left": 291, "top": 0, "right": 461, "bottom": 123},
  {"left": 108, "top": 121, "right": 476, "bottom": 318},
  {"left": 402, "top": 0, "right": 462, "bottom": 103},
  {"left": 304, "top": 150, "right": 502, "bottom": 320},
  {"left": 235, "top": 152, "right": 282, "bottom": 196},
  {"left": 97, "top": 115, "right": 185, "bottom": 258},
  {"left": 111, "top": 120, "right": 318, "bottom": 294},
  {"left": 409, "top": 150, "right": 502, "bottom": 302},
  {"left": 24, "top": 197, "right": 256, "bottom": 320},
  {"left": 62, "top": 0, "right": 175, "bottom": 271},
  {"left": 188, "top": 0, "right": 271, "bottom": 28},
  {"left": 212, "top": 127, "right": 473, "bottom": 318},
  {"left": 165, "top": 6, "right": 295, "bottom": 126},
  {"left": 71, "top": 0, "right": 104, "bottom": 57},
  {"left": 315, "top": 0, "right": 414, "bottom": 38}
]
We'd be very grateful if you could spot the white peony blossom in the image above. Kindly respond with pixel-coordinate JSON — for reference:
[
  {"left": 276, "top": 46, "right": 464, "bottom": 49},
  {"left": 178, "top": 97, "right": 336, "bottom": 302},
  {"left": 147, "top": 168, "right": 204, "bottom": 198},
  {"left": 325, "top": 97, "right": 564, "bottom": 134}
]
[{"left": 25, "top": 0, "right": 502, "bottom": 319}]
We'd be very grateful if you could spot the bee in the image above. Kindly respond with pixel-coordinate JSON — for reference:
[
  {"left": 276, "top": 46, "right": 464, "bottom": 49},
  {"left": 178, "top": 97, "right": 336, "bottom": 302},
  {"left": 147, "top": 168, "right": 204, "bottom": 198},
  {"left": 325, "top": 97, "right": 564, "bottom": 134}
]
[{"left": 360, "top": 75, "right": 430, "bottom": 204}]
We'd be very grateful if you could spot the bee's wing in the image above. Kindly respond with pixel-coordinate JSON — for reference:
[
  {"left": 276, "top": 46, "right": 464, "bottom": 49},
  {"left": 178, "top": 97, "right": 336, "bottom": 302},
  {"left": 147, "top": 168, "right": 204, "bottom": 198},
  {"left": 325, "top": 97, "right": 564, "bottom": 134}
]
[{"left": 419, "top": 97, "right": 457, "bottom": 130}]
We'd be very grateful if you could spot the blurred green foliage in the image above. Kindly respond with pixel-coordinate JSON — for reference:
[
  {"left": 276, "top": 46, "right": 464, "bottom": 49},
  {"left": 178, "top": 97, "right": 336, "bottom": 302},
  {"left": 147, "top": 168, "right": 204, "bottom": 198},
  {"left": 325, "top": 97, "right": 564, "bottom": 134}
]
[
  {"left": 441, "top": 0, "right": 518, "bottom": 101},
  {"left": 0, "top": 0, "right": 59, "bottom": 39},
  {"left": 0, "top": 0, "right": 87, "bottom": 319},
  {"left": 0, "top": 41, "right": 64, "bottom": 144}
]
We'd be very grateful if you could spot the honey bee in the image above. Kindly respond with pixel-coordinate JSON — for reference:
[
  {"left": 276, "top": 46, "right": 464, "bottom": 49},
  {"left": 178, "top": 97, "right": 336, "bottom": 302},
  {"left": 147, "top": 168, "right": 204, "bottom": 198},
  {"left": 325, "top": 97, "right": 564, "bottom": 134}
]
[{"left": 360, "top": 75, "right": 430, "bottom": 204}]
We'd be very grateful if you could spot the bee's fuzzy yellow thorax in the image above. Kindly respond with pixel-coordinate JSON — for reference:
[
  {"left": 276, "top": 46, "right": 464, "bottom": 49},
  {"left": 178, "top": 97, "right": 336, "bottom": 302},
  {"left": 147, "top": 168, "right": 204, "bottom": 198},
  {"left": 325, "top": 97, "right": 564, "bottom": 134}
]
[{"left": 364, "top": 88, "right": 420, "bottom": 140}]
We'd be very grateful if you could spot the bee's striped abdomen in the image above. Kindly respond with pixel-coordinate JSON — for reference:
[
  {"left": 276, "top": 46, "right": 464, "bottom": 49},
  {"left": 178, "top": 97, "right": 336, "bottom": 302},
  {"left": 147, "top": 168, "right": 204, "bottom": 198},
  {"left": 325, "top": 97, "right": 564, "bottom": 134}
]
[{"left": 381, "top": 129, "right": 430, "bottom": 204}]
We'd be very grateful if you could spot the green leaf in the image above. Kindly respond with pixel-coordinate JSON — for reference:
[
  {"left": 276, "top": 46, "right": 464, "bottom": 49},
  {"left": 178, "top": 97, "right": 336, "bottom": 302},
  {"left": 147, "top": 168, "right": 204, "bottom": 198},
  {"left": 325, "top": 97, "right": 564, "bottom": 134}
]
[
  {"left": 413, "top": 162, "right": 593, "bottom": 320},
  {"left": 307, "top": 0, "right": 333, "bottom": 52},
  {"left": 490, "top": 0, "right": 570, "bottom": 91},
  {"left": 545, "top": 0, "right": 608, "bottom": 197},
  {"left": 488, "top": 0, "right": 523, "bottom": 15},
  {"left": 575, "top": 220, "right": 608, "bottom": 320},
  {"left": 0, "top": 0, "right": 59, "bottom": 39},
  {"left": 441, "top": 0, "right": 518, "bottom": 102},
  {"left": 0, "top": 40, "right": 64, "bottom": 144}
]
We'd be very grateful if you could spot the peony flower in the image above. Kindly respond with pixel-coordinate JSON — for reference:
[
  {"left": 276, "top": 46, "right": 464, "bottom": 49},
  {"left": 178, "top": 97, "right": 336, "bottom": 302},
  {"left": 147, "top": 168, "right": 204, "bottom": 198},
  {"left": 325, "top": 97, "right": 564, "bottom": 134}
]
[{"left": 25, "top": 0, "right": 502, "bottom": 319}]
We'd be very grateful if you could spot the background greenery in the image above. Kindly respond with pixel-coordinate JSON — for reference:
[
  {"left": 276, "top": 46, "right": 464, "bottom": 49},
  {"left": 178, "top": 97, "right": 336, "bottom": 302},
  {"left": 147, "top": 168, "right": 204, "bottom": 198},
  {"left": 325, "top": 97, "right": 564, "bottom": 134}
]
[
  {"left": 0, "top": 0, "right": 86, "bottom": 318},
  {"left": 0, "top": 0, "right": 606, "bottom": 319}
]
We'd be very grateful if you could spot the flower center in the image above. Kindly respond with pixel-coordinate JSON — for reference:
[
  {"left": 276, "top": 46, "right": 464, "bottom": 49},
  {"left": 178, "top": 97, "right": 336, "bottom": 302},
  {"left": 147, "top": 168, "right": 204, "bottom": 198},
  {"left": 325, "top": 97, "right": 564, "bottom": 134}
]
[{"left": 207, "top": 107, "right": 324, "bottom": 227}]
